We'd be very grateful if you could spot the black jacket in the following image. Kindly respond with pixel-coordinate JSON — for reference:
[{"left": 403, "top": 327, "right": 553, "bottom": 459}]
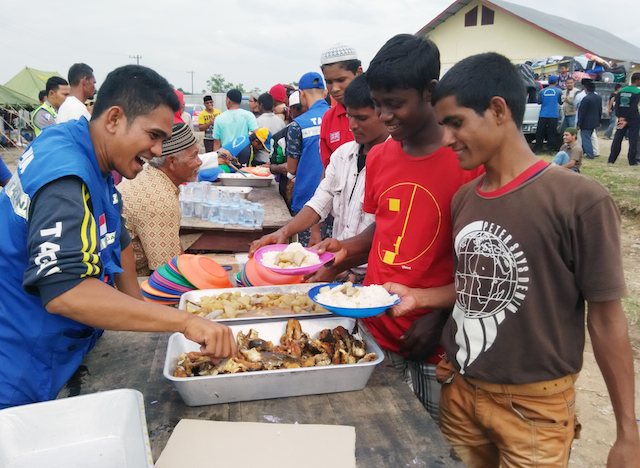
[{"left": 577, "top": 93, "right": 602, "bottom": 130}]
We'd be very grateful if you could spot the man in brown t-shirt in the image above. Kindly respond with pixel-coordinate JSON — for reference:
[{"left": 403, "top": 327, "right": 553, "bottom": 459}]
[
  {"left": 552, "top": 127, "right": 582, "bottom": 172},
  {"left": 384, "top": 53, "right": 639, "bottom": 467}
]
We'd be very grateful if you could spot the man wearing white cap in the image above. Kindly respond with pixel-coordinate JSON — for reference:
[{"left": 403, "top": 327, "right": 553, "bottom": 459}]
[
  {"left": 319, "top": 43, "right": 363, "bottom": 168},
  {"left": 118, "top": 123, "right": 202, "bottom": 275}
]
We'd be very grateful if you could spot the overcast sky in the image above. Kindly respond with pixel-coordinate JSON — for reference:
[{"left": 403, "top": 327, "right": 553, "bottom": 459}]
[{"left": 1, "top": 0, "right": 638, "bottom": 95}]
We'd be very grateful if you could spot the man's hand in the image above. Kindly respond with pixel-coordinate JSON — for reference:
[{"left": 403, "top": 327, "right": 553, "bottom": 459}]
[
  {"left": 398, "top": 309, "right": 450, "bottom": 362},
  {"left": 617, "top": 117, "right": 627, "bottom": 130},
  {"left": 181, "top": 315, "right": 237, "bottom": 363},
  {"left": 607, "top": 437, "right": 640, "bottom": 468},
  {"left": 383, "top": 283, "right": 420, "bottom": 319},
  {"left": 249, "top": 231, "right": 288, "bottom": 257},
  {"left": 312, "top": 238, "right": 347, "bottom": 264}
]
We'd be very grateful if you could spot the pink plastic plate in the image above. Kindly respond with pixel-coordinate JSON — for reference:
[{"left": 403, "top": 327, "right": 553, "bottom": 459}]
[{"left": 254, "top": 244, "right": 335, "bottom": 276}]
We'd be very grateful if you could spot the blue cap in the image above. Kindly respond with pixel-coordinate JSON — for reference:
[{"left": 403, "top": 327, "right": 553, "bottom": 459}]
[
  {"left": 548, "top": 75, "right": 558, "bottom": 84},
  {"left": 299, "top": 72, "right": 325, "bottom": 90}
]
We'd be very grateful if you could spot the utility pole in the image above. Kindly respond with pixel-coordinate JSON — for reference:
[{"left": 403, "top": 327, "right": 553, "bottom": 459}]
[
  {"left": 129, "top": 55, "right": 142, "bottom": 65},
  {"left": 186, "top": 71, "right": 195, "bottom": 94}
]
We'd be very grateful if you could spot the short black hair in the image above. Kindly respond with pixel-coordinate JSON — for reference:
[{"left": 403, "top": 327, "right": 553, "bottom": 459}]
[
  {"left": 46, "top": 76, "right": 69, "bottom": 94},
  {"left": 615, "top": 84, "right": 623, "bottom": 90},
  {"left": 321, "top": 59, "right": 362, "bottom": 74},
  {"left": 343, "top": 74, "right": 373, "bottom": 109},
  {"left": 38, "top": 90, "right": 47, "bottom": 101},
  {"left": 367, "top": 34, "right": 440, "bottom": 93},
  {"left": 68, "top": 63, "right": 94, "bottom": 86},
  {"left": 258, "top": 93, "right": 274, "bottom": 111},
  {"left": 92, "top": 65, "right": 180, "bottom": 122},
  {"left": 432, "top": 52, "right": 526, "bottom": 129},
  {"left": 227, "top": 89, "right": 242, "bottom": 104},
  {"left": 631, "top": 72, "right": 640, "bottom": 83}
]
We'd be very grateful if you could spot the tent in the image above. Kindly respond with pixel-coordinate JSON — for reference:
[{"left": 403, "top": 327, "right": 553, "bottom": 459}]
[
  {"left": 0, "top": 84, "right": 38, "bottom": 107},
  {"left": 4, "top": 67, "right": 63, "bottom": 102}
]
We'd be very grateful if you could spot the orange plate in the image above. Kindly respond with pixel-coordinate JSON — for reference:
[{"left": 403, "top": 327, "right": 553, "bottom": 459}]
[
  {"left": 246, "top": 257, "right": 303, "bottom": 286},
  {"left": 176, "top": 254, "right": 196, "bottom": 278},
  {"left": 242, "top": 167, "right": 271, "bottom": 177},
  {"left": 140, "top": 280, "right": 181, "bottom": 299},
  {"left": 181, "top": 255, "right": 233, "bottom": 290}
]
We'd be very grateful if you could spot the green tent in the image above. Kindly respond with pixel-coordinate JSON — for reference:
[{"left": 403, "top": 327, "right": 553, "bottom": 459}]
[
  {"left": 0, "top": 84, "right": 38, "bottom": 107},
  {"left": 4, "top": 67, "right": 63, "bottom": 102}
]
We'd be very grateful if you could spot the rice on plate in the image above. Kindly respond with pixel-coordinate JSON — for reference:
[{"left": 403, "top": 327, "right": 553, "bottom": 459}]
[
  {"left": 260, "top": 242, "right": 321, "bottom": 269},
  {"left": 315, "top": 283, "right": 399, "bottom": 309}
]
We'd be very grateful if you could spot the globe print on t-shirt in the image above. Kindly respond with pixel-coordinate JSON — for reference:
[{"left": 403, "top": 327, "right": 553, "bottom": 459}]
[{"left": 452, "top": 221, "right": 529, "bottom": 372}]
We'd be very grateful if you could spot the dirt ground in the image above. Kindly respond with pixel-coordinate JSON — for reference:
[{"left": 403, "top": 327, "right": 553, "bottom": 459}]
[{"left": 1, "top": 136, "right": 639, "bottom": 466}]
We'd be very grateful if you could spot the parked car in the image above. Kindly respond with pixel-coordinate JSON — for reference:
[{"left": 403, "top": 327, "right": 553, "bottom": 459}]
[{"left": 184, "top": 103, "right": 204, "bottom": 130}]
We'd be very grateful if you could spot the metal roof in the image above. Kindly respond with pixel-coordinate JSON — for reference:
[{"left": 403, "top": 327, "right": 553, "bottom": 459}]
[{"left": 417, "top": 0, "right": 640, "bottom": 63}]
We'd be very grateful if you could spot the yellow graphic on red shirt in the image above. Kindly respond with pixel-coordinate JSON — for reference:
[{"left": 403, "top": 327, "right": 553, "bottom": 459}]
[{"left": 377, "top": 182, "right": 441, "bottom": 266}]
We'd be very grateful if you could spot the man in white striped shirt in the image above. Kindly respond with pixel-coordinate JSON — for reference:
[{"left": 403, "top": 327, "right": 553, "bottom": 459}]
[{"left": 249, "top": 74, "right": 387, "bottom": 280}]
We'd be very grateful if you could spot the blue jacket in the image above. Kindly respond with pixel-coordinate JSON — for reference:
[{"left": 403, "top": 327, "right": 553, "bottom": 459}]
[
  {"left": 291, "top": 99, "right": 330, "bottom": 212},
  {"left": 538, "top": 86, "right": 562, "bottom": 118},
  {"left": 0, "top": 118, "right": 123, "bottom": 408}
]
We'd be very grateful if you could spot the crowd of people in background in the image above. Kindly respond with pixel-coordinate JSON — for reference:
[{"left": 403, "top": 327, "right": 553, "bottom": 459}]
[{"left": 0, "top": 33, "right": 638, "bottom": 468}]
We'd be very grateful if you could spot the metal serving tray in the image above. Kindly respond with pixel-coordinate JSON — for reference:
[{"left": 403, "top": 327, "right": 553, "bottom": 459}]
[
  {"left": 218, "top": 173, "right": 274, "bottom": 187},
  {"left": 179, "top": 283, "right": 332, "bottom": 323},
  {"left": 163, "top": 316, "right": 383, "bottom": 406}
]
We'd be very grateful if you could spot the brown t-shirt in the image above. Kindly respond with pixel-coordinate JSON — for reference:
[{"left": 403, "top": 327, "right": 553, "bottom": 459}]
[
  {"left": 559, "top": 141, "right": 583, "bottom": 172},
  {"left": 443, "top": 163, "right": 627, "bottom": 384}
]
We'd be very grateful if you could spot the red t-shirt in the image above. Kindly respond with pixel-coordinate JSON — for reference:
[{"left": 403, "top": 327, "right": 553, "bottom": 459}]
[
  {"left": 319, "top": 103, "right": 353, "bottom": 168},
  {"left": 362, "top": 139, "right": 483, "bottom": 362}
]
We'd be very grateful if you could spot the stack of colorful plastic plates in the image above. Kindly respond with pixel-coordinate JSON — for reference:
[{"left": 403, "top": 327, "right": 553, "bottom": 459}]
[{"left": 141, "top": 254, "right": 232, "bottom": 304}]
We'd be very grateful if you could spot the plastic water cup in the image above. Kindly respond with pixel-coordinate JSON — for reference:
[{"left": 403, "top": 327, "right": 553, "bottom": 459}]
[
  {"left": 230, "top": 191, "right": 241, "bottom": 206},
  {"left": 209, "top": 201, "right": 220, "bottom": 223},
  {"left": 183, "top": 183, "right": 194, "bottom": 201},
  {"left": 182, "top": 200, "right": 194, "bottom": 218},
  {"left": 252, "top": 202, "right": 264, "bottom": 209},
  {"left": 201, "top": 203, "right": 213, "bottom": 221},
  {"left": 228, "top": 205, "right": 240, "bottom": 224},
  {"left": 218, "top": 203, "right": 230, "bottom": 224},
  {"left": 194, "top": 201, "right": 203, "bottom": 218},
  {"left": 219, "top": 190, "right": 230, "bottom": 205},
  {"left": 207, "top": 185, "right": 219, "bottom": 202},
  {"left": 253, "top": 208, "right": 265, "bottom": 227},
  {"left": 192, "top": 182, "right": 205, "bottom": 201},
  {"left": 240, "top": 206, "right": 254, "bottom": 227}
]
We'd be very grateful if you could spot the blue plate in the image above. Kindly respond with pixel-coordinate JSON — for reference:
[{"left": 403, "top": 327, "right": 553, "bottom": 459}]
[{"left": 308, "top": 283, "right": 401, "bottom": 318}]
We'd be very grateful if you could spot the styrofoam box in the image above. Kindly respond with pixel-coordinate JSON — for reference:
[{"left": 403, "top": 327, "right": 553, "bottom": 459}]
[
  {"left": 164, "top": 316, "right": 384, "bottom": 406},
  {"left": 217, "top": 173, "right": 273, "bottom": 187},
  {"left": 178, "top": 283, "right": 332, "bottom": 323},
  {"left": 0, "top": 389, "right": 153, "bottom": 468}
]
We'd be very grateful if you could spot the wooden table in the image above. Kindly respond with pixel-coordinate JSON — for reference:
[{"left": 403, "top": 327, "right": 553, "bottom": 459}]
[
  {"left": 59, "top": 330, "right": 464, "bottom": 467},
  {"left": 180, "top": 184, "right": 292, "bottom": 252}
]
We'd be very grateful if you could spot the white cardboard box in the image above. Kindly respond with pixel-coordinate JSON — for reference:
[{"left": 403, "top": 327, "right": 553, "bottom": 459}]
[{"left": 0, "top": 389, "right": 153, "bottom": 467}]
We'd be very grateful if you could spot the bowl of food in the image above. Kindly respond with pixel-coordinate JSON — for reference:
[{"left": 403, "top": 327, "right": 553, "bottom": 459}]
[
  {"left": 308, "top": 282, "right": 400, "bottom": 318},
  {"left": 255, "top": 243, "right": 334, "bottom": 276}
]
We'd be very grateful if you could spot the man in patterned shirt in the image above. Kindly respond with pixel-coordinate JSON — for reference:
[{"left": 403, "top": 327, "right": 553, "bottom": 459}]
[{"left": 118, "top": 123, "right": 201, "bottom": 275}]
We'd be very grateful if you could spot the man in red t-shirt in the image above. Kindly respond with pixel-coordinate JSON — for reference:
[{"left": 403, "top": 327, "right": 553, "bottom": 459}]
[
  {"left": 309, "top": 35, "right": 482, "bottom": 420},
  {"left": 319, "top": 43, "right": 362, "bottom": 168}
]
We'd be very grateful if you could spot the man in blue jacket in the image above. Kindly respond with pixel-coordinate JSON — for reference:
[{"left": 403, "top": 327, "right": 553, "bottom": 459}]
[
  {"left": 534, "top": 75, "right": 562, "bottom": 153},
  {"left": 0, "top": 65, "right": 237, "bottom": 409},
  {"left": 286, "top": 72, "right": 330, "bottom": 246}
]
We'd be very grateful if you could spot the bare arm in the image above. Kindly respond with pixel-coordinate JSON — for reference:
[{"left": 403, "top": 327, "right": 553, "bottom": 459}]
[
  {"left": 305, "top": 223, "right": 376, "bottom": 282},
  {"left": 213, "top": 139, "right": 221, "bottom": 151},
  {"left": 287, "top": 156, "right": 299, "bottom": 175},
  {"left": 562, "top": 159, "right": 577, "bottom": 169},
  {"left": 384, "top": 282, "right": 456, "bottom": 318},
  {"left": 587, "top": 300, "right": 640, "bottom": 467},
  {"left": 113, "top": 243, "right": 143, "bottom": 300},
  {"left": 46, "top": 278, "right": 237, "bottom": 359}
]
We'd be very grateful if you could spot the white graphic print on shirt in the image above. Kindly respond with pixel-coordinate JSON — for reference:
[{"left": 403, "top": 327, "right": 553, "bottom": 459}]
[{"left": 452, "top": 220, "right": 529, "bottom": 373}]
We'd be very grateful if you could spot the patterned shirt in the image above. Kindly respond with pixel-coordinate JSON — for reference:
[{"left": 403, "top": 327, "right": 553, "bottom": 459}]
[{"left": 117, "top": 165, "right": 182, "bottom": 276}]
